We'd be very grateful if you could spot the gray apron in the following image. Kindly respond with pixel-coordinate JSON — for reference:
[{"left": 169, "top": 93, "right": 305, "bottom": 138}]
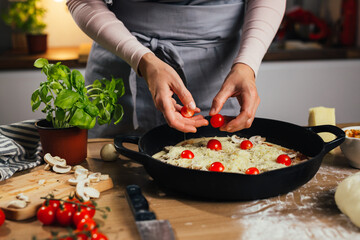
[{"left": 86, "top": 0, "right": 245, "bottom": 138}]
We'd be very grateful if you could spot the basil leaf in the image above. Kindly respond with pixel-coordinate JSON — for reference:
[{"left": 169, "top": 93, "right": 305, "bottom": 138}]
[
  {"left": 34, "top": 58, "right": 48, "bottom": 68},
  {"left": 71, "top": 70, "right": 85, "bottom": 91},
  {"left": 84, "top": 103, "right": 99, "bottom": 118},
  {"left": 113, "top": 104, "right": 124, "bottom": 124},
  {"left": 31, "top": 100, "right": 41, "bottom": 112},
  {"left": 55, "top": 108, "right": 66, "bottom": 122},
  {"left": 69, "top": 109, "right": 95, "bottom": 129},
  {"left": 31, "top": 89, "right": 39, "bottom": 104},
  {"left": 54, "top": 90, "right": 80, "bottom": 109}
]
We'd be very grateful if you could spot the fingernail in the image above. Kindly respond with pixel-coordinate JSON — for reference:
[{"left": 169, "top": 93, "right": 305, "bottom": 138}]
[
  {"left": 188, "top": 101, "right": 196, "bottom": 110},
  {"left": 209, "top": 108, "right": 215, "bottom": 115}
]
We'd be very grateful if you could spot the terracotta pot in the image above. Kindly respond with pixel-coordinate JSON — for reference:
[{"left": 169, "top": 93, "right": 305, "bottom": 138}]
[
  {"left": 26, "top": 34, "right": 47, "bottom": 54},
  {"left": 35, "top": 119, "right": 88, "bottom": 166}
]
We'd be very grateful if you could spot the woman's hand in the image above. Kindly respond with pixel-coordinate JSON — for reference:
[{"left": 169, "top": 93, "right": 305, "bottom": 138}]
[
  {"left": 138, "top": 53, "right": 208, "bottom": 132},
  {"left": 209, "top": 63, "right": 260, "bottom": 132}
]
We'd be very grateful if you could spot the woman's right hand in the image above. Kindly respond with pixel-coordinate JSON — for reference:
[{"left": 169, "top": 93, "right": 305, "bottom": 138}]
[{"left": 138, "top": 53, "right": 208, "bottom": 132}]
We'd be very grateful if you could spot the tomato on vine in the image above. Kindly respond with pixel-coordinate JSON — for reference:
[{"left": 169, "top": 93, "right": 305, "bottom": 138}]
[
  {"left": 80, "top": 201, "right": 96, "bottom": 218},
  {"left": 73, "top": 210, "right": 91, "bottom": 227},
  {"left": 37, "top": 205, "right": 56, "bottom": 225},
  {"left": 91, "top": 231, "right": 108, "bottom": 240},
  {"left": 207, "top": 139, "right": 222, "bottom": 151},
  {"left": 210, "top": 114, "right": 224, "bottom": 128},
  {"left": 77, "top": 218, "right": 97, "bottom": 231},
  {"left": 56, "top": 206, "right": 74, "bottom": 226},
  {"left": 0, "top": 209, "right": 5, "bottom": 227}
]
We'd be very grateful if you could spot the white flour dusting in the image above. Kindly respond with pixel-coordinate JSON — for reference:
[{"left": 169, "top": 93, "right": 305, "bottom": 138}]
[{"left": 231, "top": 155, "right": 360, "bottom": 240}]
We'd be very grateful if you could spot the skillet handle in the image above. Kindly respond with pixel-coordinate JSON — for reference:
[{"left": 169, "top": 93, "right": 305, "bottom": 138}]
[
  {"left": 114, "top": 135, "right": 149, "bottom": 166},
  {"left": 305, "top": 125, "right": 345, "bottom": 153}
]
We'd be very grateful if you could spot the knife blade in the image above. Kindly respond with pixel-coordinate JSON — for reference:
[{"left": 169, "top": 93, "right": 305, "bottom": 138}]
[{"left": 125, "top": 184, "right": 175, "bottom": 240}]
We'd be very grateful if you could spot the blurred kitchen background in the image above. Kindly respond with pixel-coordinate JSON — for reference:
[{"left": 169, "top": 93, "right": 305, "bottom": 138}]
[{"left": 0, "top": 0, "right": 359, "bottom": 126}]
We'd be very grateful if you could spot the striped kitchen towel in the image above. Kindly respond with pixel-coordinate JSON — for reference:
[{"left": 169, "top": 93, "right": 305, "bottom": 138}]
[{"left": 0, "top": 120, "right": 42, "bottom": 181}]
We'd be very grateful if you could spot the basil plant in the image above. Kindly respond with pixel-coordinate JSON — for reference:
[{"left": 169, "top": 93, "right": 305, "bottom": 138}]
[{"left": 31, "top": 58, "right": 124, "bottom": 129}]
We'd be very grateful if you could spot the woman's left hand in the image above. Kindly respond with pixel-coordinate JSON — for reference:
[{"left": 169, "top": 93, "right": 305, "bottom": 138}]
[{"left": 209, "top": 63, "right": 260, "bottom": 132}]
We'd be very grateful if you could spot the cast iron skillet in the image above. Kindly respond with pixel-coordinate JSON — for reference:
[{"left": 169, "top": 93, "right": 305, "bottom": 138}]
[{"left": 114, "top": 117, "right": 345, "bottom": 201}]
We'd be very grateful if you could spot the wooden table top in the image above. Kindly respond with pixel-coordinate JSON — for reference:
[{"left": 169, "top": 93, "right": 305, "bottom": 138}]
[{"left": 1, "top": 123, "right": 360, "bottom": 240}]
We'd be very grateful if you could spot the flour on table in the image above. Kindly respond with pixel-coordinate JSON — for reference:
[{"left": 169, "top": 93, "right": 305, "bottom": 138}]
[{"left": 232, "top": 156, "right": 360, "bottom": 240}]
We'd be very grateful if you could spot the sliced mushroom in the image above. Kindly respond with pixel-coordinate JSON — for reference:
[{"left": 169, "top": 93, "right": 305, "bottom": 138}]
[
  {"left": 100, "top": 174, "right": 109, "bottom": 181},
  {"left": 84, "top": 187, "right": 100, "bottom": 199},
  {"left": 249, "top": 135, "right": 266, "bottom": 145},
  {"left": 16, "top": 193, "right": 30, "bottom": 203},
  {"left": 44, "top": 164, "right": 51, "bottom": 171},
  {"left": 76, "top": 179, "right": 91, "bottom": 201},
  {"left": 43, "top": 153, "right": 67, "bottom": 167},
  {"left": 72, "top": 165, "right": 87, "bottom": 172},
  {"left": 231, "top": 135, "right": 245, "bottom": 144},
  {"left": 7, "top": 200, "right": 27, "bottom": 209},
  {"left": 88, "top": 172, "right": 101, "bottom": 183},
  {"left": 52, "top": 164, "right": 72, "bottom": 174},
  {"left": 68, "top": 178, "right": 79, "bottom": 186},
  {"left": 75, "top": 168, "right": 89, "bottom": 179}
]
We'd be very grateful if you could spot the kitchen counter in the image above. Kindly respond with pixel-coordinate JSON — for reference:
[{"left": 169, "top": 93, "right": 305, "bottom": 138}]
[
  {"left": 1, "top": 123, "right": 360, "bottom": 240},
  {"left": 1, "top": 46, "right": 360, "bottom": 70}
]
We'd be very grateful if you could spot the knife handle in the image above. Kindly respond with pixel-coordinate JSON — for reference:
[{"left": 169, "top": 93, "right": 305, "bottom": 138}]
[{"left": 126, "top": 185, "right": 157, "bottom": 221}]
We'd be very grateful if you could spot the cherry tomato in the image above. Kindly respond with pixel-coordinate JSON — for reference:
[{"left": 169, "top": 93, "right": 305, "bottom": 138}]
[
  {"left": 73, "top": 210, "right": 91, "bottom": 227},
  {"left": 209, "top": 162, "right": 225, "bottom": 172},
  {"left": 0, "top": 209, "right": 5, "bottom": 227},
  {"left": 91, "top": 231, "right": 108, "bottom": 240},
  {"left": 245, "top": 167, "right": 260, "bottom": 175},
  {"left": 77, "top": 218, "right": 97, "bottom": 231},
  {"left": 207, "top": 139, "right": 222, "bottom": 151},
  {"left": 64, "top": 198, "right": 79, "bottom": 214},
  {"left": 210, "top": 114, "right": 224, "bottom": 128},
  {"left": 276, "top": 154, "right": 291, "bottom": 166},
  {"left": 181, "top": 150, "right": 194, "bottom": 159},
  {"left": 43, "top": 199, "right": 60, "bottom": 212},
  {"left": 80, "top": 201, "right": 96, "bottom": 218},
  {"left": 37, "top": 205, "right": 56, "bottom": 225},
  {"left": 240, "top": 140, "right": 253, "bottom": 150},
  {"left": 180, "top": 106, "right": 195, "bottom": 118},
  {"left": 56, "top": 206, "right": 74, "bottom": 226},
  {"left": 75, "top": 232, "right": 89, "bottom": 240}
]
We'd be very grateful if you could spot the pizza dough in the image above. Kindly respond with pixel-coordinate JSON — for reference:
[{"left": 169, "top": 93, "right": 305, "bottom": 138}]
[{"left": 335, "top": 172, "right": 360, "bottom": 227}]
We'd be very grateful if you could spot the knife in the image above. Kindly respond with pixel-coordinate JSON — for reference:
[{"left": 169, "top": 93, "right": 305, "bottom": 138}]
[{"left": 125, "top": 184, "right": 176, "bottom": 240}]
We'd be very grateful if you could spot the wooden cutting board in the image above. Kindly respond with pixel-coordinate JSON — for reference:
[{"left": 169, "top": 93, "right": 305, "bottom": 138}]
[{"left": 0, "top": 168, "right": 113, "bottom": 221}]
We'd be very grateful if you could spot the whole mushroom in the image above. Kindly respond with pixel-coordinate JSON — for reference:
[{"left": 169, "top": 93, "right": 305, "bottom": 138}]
[{"left": 100, "top": 143, "right": 119, "bottom": 162}]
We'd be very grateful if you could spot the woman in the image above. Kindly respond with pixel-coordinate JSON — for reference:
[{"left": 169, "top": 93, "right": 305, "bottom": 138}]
[{"left": 67, "top": 0, "right": 286, "bottom": 138}]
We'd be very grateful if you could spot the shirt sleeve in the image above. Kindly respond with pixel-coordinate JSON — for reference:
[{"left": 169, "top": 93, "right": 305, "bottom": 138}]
[
  {"left": 233, "top": 0, "right": 286, "bottom": 77},
  {"left": 66, "top": 0, "right": 152, "bottom": 75}
]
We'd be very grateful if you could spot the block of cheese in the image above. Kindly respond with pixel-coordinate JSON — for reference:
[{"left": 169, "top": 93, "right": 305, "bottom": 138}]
[{"left": 308, "top": 106, "right": 336, "bottom": 143}]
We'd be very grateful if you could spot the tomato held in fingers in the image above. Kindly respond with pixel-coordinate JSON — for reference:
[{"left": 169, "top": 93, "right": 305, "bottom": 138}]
[
  {"left": 56, "top": 206, "right": 74, "bottom": 226},
  {"left": 276, "top": 154, "right": 291, "bottom": 166},
  {"left": 180, "top": 106, "right": 195, "bottom": 118},
  {"left": 181, "top": 150, "right": 194, "bottom": 159},
  {"left": 37, "top": 205, "right": 56, "bottom": 225},
  {"left": 0, "top": 209, "right": 5, "bottom": 227},
  {"left": 207, "top": 139, "right": 222, "bottom": 151},
  {"left": 245, "top": 167, "right": 260, "bottom": 175},
  {"left": 209, "top": 162, "right": 225, "bottom": 172},
  {"left": 210, "top": 114, "right": 224, "bottom": 128},
  {"left": 240, "top": 140, "right": 253, "bottom": 150}
]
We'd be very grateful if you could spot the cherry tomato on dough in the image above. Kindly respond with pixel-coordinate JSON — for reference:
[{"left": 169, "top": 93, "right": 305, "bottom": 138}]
[
  {"left": 181, "top": 106, "right": 194, "bottom": 118},
  {"left": 209, "top": 162, "right": 225, "bottom": 172},
  {"left": 181, "top": 150, "right": 195, "bottom": 159},
  {"left": 56, "top": 206, "right": 74, "bottom": 226},
  {"left": 37, "top": 205, "right": 56, "bottom": 225},
  {"left": 207, "top": 139, "right": 222, "bottom": 151},
  {"left": 210, "top": 114, "right": 225, "bottom": 128},
  {"left": 245, "top": 167, "right": 260, "bottom": 175},
  {"left": 0, "top": 209, "right": 5, "bottom": 227},
  {"left": 240, "top": 140, "right": 253, "bottom": 150},
  {"left": 276, "top": 154, "right": 291, "bottom": 166}
]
